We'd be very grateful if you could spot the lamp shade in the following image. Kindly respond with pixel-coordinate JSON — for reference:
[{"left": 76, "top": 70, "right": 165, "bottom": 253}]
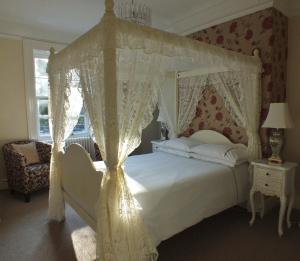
[
  {"left": 157, "top": 110, "right": 166, "bottom": 122},
  {"left": 262, "top": 103, "right": 294, "bottom": 129}
]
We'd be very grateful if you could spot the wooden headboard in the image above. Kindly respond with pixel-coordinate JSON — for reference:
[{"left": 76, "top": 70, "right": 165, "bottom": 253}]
[{"left": 189, "top": 130, "right": 236, "bottom": 145}]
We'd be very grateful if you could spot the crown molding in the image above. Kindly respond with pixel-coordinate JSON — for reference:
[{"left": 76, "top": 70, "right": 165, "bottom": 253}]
[
  {"left": 0, "top": 18, "right": 74, "bottom": 44},
  {"left": 274, "top": 0, "right": 300, "bottom": 17},
  {"left": 0, "top": 0, "right": 299, "bottom": 43},
  {"left": 169, "top": 0, "right": 274, "bottom": 35},
  {"left": 170, "top": 0, "right": 300, "bottom": 36}
]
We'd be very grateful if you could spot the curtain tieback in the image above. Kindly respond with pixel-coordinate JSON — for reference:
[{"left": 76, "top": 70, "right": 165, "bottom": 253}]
[{"left": 52, "top": 142, "right": 65, "bottom": 153}]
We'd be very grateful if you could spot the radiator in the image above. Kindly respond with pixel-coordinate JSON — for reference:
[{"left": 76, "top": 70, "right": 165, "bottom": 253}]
[{"left": 65, "top": 136, "right": 96, "bottom": 160}]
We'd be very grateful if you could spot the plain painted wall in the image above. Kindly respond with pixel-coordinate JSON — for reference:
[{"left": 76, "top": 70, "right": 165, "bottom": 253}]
[
  {"left": 284, "top": 15, "right": 300, "bottom": 209},
  {"left": 0, "top": 36, "right": 29, "bottom": 188}
]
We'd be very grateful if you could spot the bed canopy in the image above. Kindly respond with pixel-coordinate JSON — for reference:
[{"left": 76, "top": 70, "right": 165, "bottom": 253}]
[{"left": 47, "top": 0, "right": 262, "bottom": 260}]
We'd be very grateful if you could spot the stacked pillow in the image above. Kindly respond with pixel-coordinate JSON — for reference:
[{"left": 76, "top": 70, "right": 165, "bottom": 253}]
[
  {"left": 190, "top": 143, "right": 249, "bottom": 167},
  {"left": 155, "top": 137, "right": 249, "bottom": 167},
  {"left": 156, "top": 137, "right": 202, "bottom": 158}
]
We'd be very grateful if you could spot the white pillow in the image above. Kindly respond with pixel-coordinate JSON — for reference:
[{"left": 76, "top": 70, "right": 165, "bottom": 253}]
[
  {"left": 190, "top": 144, "right": 248, "bottom": 167},
  {"left": 190, "top": 153, "right": 236, "bottom": 167},
  {"left": 158, "top": 137, "right": 202, "bottom": 152},
  {"left": 156, "top": 147, "right": 191, "bottom": 158}
]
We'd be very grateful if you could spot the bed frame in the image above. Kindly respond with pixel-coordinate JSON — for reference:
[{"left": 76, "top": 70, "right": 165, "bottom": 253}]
[
  {"left": 60, "top": 144, "right": 102, "bottom": 230},
  {"left": 189, "top": 129, "right": 232, "bottom": 144},
  {"left": 60, "top": 130, "right": 242, "bottom": 232}
]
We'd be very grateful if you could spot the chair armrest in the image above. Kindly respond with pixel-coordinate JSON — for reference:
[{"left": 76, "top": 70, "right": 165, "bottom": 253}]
[
  {"left": 2, "top": 148, "right": 26, "bottom": 177},
  {"left": 36, "top": 141, "right": 52, "bottom": 163}
]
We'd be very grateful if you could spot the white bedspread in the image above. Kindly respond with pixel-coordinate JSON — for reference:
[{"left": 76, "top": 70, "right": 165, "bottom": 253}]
[{"left": 94, "top": 151, "right": 249, "bottom": 246}]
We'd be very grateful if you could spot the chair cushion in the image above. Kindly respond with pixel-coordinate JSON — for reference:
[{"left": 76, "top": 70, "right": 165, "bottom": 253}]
[
  {"left": 12, "top": 142, "right": 40, "bottom": 165},
  {"left": 24, "top": 163, "right": 50, "bottom": 192}
]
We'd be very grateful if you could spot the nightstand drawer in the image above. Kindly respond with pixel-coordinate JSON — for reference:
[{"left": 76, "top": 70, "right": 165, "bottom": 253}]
[
  {"left": 254, "top": 166, "right": 283, "bottom": 182},
  {"left": 255, "top": 180, "right": 282, "bottom": 195},
  {"left": 254, "top": 173, "right": 282, "bottom": 186}
]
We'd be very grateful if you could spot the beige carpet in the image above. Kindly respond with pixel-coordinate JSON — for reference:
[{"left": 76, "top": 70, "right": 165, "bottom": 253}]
[
  {"left": 0, "top": 190, "right": 96, "bottom": 261},
  {"left": 0, "top": 190, "right": 299, "bottom": 261}
]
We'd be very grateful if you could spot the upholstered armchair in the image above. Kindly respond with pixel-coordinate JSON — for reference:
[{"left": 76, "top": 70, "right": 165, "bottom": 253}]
[
  {"left": 2, "top": 140, "right": 51, "bottom": 202},
  {"left": 94, "top": 143, "right": 102, "bottom": 161}
]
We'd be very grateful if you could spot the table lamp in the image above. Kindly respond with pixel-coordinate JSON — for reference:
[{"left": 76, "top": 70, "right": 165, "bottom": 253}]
[{"left": 262, "top": 103, "right": 294, "bottom": 164}]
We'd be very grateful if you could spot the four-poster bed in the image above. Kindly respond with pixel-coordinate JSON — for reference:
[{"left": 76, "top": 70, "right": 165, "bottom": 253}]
[
  {"left": 47, "top": 0, "right": 262, "bottom": 260},
  {"left": 60, "top": 130, "right": 250, "bottom": 247}
]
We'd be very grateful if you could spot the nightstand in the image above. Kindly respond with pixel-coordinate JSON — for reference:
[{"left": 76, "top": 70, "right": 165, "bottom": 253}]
[
  {"left": 249, "top": 160, "right": 297, "bottom": 236},
  {"left": 151, "top": 140, "right": 165, "bottom": 152}
]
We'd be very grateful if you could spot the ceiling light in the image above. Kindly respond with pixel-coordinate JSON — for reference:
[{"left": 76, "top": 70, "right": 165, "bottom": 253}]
[{"left": 115, "top": 0, "right": 152, "bottom": 26}]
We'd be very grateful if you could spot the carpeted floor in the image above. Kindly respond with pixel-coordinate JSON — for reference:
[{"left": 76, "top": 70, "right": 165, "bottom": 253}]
[{"left": 0, "top": 190, "right": 299, "bottom": 261}]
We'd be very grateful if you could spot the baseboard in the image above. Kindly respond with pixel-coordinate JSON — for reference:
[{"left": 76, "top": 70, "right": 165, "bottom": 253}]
[{"left": 0, "top": 179, "right": 8, "bottom": 190}]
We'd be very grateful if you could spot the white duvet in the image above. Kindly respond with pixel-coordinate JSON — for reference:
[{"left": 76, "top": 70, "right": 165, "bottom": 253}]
[{"left": 94, "top": 151, "right": 249, "bottom": 246}]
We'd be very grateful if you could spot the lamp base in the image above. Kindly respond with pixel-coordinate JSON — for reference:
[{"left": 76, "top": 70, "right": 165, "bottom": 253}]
[
  {"left": 268, "top": 155, "right": 284, "bottom": 165},
  {"left": 268, "top": 129, "right": 283, "bottom": 165},
  {"left": 160, "top": 126, "right": 169, "bottom": 140}
]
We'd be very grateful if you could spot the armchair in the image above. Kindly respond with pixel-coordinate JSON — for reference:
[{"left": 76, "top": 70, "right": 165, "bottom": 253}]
[
  {"left": 94, "top": 142, "right": 102, "bottom": 161},
  {"left": 2, "top": 140, "right": 51, "bottom": 202}
]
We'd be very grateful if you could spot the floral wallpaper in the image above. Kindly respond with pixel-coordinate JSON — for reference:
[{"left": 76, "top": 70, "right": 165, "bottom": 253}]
[
  {"left": 182, "top": 87, "right": 248, "bottom": 144},
  {"left": 182, "top": 7, "right": 288, "bottom": 156}
]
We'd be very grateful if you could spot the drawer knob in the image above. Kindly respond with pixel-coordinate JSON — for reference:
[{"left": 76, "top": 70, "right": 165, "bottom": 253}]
[
  {"left": 265, "top": 183, "right": 269, "bottom": 187},
  {"left": 266, "top": 173, "right": 270, "bottom": 176}
]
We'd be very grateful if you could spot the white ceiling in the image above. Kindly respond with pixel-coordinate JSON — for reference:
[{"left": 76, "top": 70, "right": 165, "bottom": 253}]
[{"left": 0, "top": 0, "right": 298, "bottom": 43}]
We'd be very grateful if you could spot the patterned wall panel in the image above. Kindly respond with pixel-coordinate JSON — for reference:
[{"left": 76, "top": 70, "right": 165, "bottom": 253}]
[
  {"left": 182, "top": 7, "right": 288, "bottom": 156},
  {"left": 182, "top": 87, "right": 248, "bottom": 144}
]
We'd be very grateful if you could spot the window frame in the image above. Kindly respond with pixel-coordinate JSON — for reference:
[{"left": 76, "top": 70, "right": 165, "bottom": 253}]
[
  {"left": 23, "top": 39, "right": 90, "bottom": 140},
  {"left": 34, "top": 52, "right": 50, "bottom": 138}
]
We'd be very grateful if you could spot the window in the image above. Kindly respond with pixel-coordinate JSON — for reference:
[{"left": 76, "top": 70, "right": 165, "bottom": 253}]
[
  {"left": 34, "top": 53, "right": 49, "bottom": 137},
  {"left": 33, "top": 51, "right": 89, "bottom": 138},
  {"left": 24, "top": 40, "right": 89, "bottom": 140}
]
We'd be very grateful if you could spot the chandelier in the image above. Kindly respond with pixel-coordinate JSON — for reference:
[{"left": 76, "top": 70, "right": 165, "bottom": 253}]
[{"left": 115, "top": 0, "right": 152, "bottom": 26}]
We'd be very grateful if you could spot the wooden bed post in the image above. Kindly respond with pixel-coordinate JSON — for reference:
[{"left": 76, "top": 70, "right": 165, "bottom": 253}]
[
  {"left": 103, "top": 0, "right": 119, "bottom": 166},
  {"left": 176, "top": 71, "right": 179, "bottom": 136}
]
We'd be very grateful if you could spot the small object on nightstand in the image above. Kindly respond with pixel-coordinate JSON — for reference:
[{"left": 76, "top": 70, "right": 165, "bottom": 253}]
[
  {"left": 262, "top": 103, "right": 294, "bottom": 165},
  {"left": 160, "top": 125, "right": 169, "bottom": 140},
  {"left": 157, "top": 111, "right": 169, "bottom": 140},
  {"left": 249, "top": 160, "right": 297, "bottom": 237}
]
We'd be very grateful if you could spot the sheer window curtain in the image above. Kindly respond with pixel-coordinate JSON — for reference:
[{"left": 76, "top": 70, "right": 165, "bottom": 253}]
[{"left": 48, "top": 63, "right": 83, "bottom": 221}]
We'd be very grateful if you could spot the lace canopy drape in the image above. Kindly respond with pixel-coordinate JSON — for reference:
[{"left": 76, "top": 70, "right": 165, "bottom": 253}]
[
  {"left": 80, "top": 43, "right": 163, "bottom": 260},
  {"left": 177, "top": 76, "right": 208, "bottom": 134},
  {"left": 177, "top": 70, "right": 261, "bottom": 160},
  {"left": 47, "top": 0, "right": 262, "bottom": 260},
  {"left": 48, "top": 68, "right": 83, "bottom": 220}
]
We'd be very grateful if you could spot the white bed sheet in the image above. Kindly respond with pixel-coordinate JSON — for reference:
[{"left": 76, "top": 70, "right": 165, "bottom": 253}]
[{"left": 94, "top": 151, "right": 249, "bottom": 246}]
